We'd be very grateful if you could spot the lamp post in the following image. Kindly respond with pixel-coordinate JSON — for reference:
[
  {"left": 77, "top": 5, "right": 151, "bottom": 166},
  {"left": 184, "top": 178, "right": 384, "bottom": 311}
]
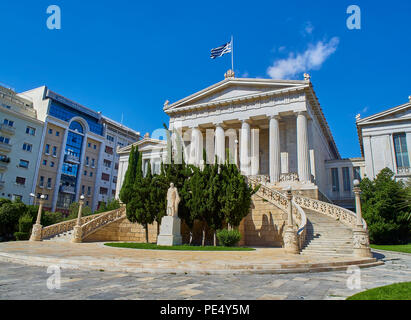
[
  {"left": 72, "top": 195, "right": 85, "bottom": 243},
  {"left": 29, "top": 194, "right": 45, "bottom": 241},
  {"left": 283, "top": 186, "right": 299, "bottom": 254},
  {"left": 352, "top": 179, "right": 372, "bottom": 258}
]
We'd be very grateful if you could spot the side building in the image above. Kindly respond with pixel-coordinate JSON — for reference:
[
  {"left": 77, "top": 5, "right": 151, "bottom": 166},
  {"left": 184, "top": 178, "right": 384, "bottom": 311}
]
[
  {"left": 18, "top": 87, "right": 140, "bottom": 213},
  {"left": 0, "top": 85, "right": 44, "bottom": 204},
  {"left": 356, "top": 96, "right": 411, "bottom": 182}
]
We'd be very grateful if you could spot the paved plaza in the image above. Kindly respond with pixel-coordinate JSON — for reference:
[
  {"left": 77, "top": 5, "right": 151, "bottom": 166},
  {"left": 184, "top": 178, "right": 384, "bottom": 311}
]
[{"left": 0, "top": 250, "right": 410, "bottom": 300}]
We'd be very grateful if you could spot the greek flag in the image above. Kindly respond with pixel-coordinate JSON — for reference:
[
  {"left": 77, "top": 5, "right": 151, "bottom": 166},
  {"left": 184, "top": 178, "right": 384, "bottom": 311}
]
[{"left": 210, "top": 41, "right": 232, "bottom": 59}]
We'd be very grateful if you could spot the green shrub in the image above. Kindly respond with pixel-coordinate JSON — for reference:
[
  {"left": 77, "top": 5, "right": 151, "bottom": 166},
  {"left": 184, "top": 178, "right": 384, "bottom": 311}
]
[
  {"left": 216, "top": 229, "right": 241, "bottom": 247},
  {"left": 42, "top": 211, "right": 64, "bottom": 226},
  {"left": 13, "top": 214, "right": 33, "bottom": 241}
]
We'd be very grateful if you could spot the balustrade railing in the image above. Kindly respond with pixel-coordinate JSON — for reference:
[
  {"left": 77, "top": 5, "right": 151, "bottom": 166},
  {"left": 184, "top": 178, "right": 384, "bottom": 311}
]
[
  {"left": 248, "top": 177, "right": 307, "bottom": 248},
  {"left": 41, "top": 212, "right": 105, "bottom": 239},
  {"left": 80, "top": 207, "right": 126, "bottom": 239}
]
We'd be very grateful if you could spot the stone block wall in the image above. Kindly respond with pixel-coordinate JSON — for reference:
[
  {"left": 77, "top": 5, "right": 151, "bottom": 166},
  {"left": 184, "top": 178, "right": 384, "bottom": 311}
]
[
  {"left": 238, "top": 194, "right": 287, "bottom": 247},
  {"left": 84, "top": 194, "right": 288, "bottom": 248},
  {"left": 83, "top": 218, "right": 159, "bottom": 243}
]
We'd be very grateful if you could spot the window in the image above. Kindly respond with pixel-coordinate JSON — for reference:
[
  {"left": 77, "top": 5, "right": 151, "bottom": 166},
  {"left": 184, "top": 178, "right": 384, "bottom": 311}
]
[
  {"left": 39, "top": 176, "right": 44, "bottom": 188},
  {"left": 104, "top": 160, "right": 111, "bottom": 168},
  {"left": 88, "top": 143, "right": 91, "bottom": 148},
  {"left": 45, "top": 144, "right": 50, "bottom": 154},
  {"left": 90, "top": 171, "right": 93, "bottom": 177},
  {"left": 331, "top": 168, "right": 339, "bottom": 192},
  {"left": 102, "top": 173, "right": 110, "bottom": 181},
  {"left": 81, "top": 185, "right": 85, "bottom": 194},
  {"left": 56, "top": 131, "right": 60, "bottom": 137},
  {"left": 86, "top": 156, "right": 89, "bottom": 166},
  {"left": 115, "top": 163, "right": 119, "bottom": 170},
  {"left": 91, "top": 159, "right": 95, "bottom": 167},
  {"left": 48, "top": 128, "right": 53, "bottom": 134},
  {"left": 0, "top": 136, "right": 10, "bottom": 144},
  {"left": 107, "top": 135, "right": 114, "bottom": 142},
  {"left": 342, "top": 167, "right": 351, "bottom": 192},
  {"left": 26, "top": 126, "right": 36, "bottom": 136},
  {"left": 16, "top": 177, "right": 26, "bottom": 186},
  {"left": 43, "top": 160, "right": 47, "bottom": 166},
  {"left": 19, "top": 160, "right": 29, "bottom": 169},
  {"left": 353, "top": 167, "right": 361, "bottom": 182},
  {"left": 87, "top": 186, "right": 91, "bottom": 195},
  {"left": 47, "top": 178, "right": 52, "bottom": 189},
  {"left": 93, "top": 144, "right": 97, "bottom": 150},
  {"left": 105, "top": 146, "right": 113, "bottom": 155},
  {"left": 84, "top": 170, "right": 87, "bottom": 176},
  {"left": 52, "top": 146, "right": 57, "bottom": 156},
  {"left": 100, "top": 187, "right": 108, "bottom": 195},
  {"left": 393, "top": 133, "right": 410, "bottom": 169},
  {"left": 113, "top": 176, "right": 117, "bottom": 184},
  {"left": 69, "top": 121, "right": 84, "bottom": 134},
  {"left": 3, "top": 119, "right": 14, "bottom": 127},
  {"left": 22, "top": 143, "right": 32, "bottom": 152},
  {"left": 50, "top": 161, "right": 55, "bottom": 168}
]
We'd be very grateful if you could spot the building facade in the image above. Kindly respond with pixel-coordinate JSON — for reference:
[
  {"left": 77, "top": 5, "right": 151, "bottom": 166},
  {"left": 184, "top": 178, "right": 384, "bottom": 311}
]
[
  {"left": 356, "top": 96, "right": 411, "bottom": 182},
  {"left": 0, "top": 85, "right": 44, "bottom": 204},
  {"left": 0, "top": 86, "right": 142, "bottom": 213}
]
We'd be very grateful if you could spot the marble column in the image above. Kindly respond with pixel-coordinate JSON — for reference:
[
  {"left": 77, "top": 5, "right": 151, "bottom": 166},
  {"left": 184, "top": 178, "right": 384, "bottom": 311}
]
[
  {"left": 296, "top": 112, "right": 311, "bottom": 183},
  {"left": 191, "top": 127, "right": 203, "bottom": 166},
  {"left": 215, "top": 124, "right": 225, "bottom": 164},
  {"left": 269, "top": 116, "right": 281, "bottom": 183},
  {"left": 240, "top": 120, "right": 251, "bottom": 175},
  {"left": 251, "top": 128, "right": 259, "bottom": 175}
]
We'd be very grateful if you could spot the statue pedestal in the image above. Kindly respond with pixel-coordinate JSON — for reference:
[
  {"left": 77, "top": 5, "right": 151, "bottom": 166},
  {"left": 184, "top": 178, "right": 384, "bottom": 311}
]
[{"left": 157, "top": 216, "right": 182, "bottom": 246}]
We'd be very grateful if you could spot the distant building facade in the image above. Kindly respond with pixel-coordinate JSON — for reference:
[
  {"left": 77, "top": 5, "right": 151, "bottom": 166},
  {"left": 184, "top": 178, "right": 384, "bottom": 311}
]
[
  {"left": 0, "top": 84, "right": 140, "bottom": 213},
  {"left": 356, "top": 96, "right": 411, "bottom": 182},
  {"left": 0, "top": 85, "right": 44, "bottom": 204}
]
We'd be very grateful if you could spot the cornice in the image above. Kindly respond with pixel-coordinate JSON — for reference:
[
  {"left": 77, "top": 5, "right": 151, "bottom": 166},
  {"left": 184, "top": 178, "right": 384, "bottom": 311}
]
[{"left": 165, "top": 85, "right": 308, "bottom": 116}]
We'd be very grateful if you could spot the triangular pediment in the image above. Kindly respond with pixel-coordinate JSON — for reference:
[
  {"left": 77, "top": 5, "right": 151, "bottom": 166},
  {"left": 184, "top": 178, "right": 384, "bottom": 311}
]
[
  {"left": 164, "top": 78, "right": 307, "bottom": 112},
  {"left": 117, "top": 138, "right": 166, "bottom": 154},
  {"left": 357, "top": 102, "right": 411, "bottom": 125}
]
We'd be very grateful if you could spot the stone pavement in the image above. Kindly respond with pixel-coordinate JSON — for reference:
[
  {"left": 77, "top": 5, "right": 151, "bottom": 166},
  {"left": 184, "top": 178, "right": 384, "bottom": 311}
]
[
  {"left": 0, "top": 250, "right": 410, "bottom": 300},
  {"left": 0, "top": 241, "right": 380, "bottom": 274}
]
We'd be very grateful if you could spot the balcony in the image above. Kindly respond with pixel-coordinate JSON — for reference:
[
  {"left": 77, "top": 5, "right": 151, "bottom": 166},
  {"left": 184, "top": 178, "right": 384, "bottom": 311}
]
[
  {"left": 0, "top": 142, "right": 11, "bottom": 153},
  {"left": 397, "top": 167, "right": 411, "bottom": 176},
  {"left": 0, "top": 124, "right": 15, "bottom": 135},
  {"left": 64, "top": 154, "right": 80, "bottom": 164},
  {"left": 60, "top": 185, "right": 76, "bottom": 194}
]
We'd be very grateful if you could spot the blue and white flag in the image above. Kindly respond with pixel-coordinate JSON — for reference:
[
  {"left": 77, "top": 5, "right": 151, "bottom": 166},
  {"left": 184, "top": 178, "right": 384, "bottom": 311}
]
[{"left": 210, "top": 41, "right": 232, "bottom": 59}]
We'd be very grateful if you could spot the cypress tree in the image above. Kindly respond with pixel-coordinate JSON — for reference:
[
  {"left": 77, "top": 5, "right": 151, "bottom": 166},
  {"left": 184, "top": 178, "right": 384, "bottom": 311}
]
[{"left": 119, "top": 145, "right": 139, "bottom": 204}]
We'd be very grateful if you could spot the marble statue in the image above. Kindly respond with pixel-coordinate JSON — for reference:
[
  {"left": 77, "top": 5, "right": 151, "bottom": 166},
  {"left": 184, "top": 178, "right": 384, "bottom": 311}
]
[{"left": 167, "top": 183, "right": 180, "bottom": 217}]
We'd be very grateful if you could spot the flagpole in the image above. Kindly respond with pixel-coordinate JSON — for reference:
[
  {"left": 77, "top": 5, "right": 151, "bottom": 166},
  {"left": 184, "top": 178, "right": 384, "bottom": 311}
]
[{"left": 231, "top": 35, "right": 234, "bottom": 73}]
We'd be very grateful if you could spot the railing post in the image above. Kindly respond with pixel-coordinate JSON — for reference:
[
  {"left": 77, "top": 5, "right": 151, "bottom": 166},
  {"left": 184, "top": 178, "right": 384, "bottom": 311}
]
[
  {"left": 283, "top": 186, "right": 299, "bottom": 254},
  {"left": 30, "top": 195, "right": 45, "bottom": 241},
  {"left": 352, "top": 180, "right": 372, "bottom": 258},
  {"left": 72, "top": 195, "right": 85, "bottom": 243}
]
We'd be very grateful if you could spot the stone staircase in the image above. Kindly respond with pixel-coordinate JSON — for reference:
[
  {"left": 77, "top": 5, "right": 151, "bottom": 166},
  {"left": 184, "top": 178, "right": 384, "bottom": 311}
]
[
  {"left": 301, "top": 210, "right": 354, "bottom": 257},
  {"left": 44, "top": 230, "right": 74, "bottom": 242}
]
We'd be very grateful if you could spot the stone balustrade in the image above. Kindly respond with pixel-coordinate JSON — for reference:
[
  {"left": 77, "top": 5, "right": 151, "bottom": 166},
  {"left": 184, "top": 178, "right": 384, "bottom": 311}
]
[{"left": 80, "top": 207, "right": 126, "bottom": 240}]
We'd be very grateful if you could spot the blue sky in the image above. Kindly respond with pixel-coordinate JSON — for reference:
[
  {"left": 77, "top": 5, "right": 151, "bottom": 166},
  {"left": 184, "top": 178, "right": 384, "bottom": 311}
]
[{"left": 0, "top": 0, "right": 410, "bottom": 158}]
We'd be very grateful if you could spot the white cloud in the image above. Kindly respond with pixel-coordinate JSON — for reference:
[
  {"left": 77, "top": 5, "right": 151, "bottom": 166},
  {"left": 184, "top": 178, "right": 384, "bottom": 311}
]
[
  {"left": 304, "top": 22, "right": 314, "bottom": 35},
  {"left": 267, "top": 37, "right": 339, "bottom": 80}
]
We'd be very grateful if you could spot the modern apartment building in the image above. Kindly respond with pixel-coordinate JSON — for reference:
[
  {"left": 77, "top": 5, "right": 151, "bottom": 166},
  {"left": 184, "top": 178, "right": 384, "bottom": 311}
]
[
  {"left": 7, "top": 86, "right": 142, "bottom": 213},
  {"left": 0, "top": 85, "right": 44, "bottom": 204}
]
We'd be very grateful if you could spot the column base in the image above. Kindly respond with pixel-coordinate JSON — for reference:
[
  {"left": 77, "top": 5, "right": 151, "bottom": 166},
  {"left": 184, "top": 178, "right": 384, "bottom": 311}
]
[
  {"left": 29, "top": 224, "right": 43, "bottom": 242},
  {"left": 353, "top": 228, "right": 373, "bottom": 258},
  {"left": 71, "top": 226, "right": 83, "bottom": 243},
  {"left": 283, "top": 226, "right": 299, "bottom": 254}
]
